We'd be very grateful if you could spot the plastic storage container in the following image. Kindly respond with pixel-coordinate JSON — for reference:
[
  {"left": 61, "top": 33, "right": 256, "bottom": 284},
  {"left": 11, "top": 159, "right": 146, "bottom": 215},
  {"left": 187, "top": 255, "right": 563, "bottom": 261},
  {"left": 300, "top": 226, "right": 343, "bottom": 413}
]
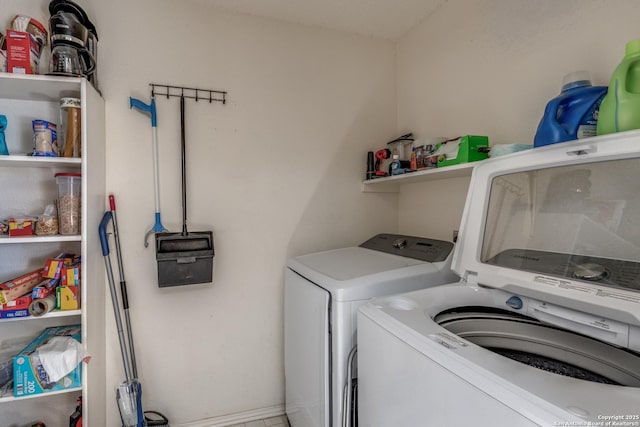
[
  {"left": 597, "top": 39, "right": 640, "bottom": 135},
  {"left": 59, "top": 97, "right": 81, "bottom": 157},
  {"left": 534, "top": 71, "right": 607, "bottom": 147},
  {"left": 55, "top": 172, "right": 81, "bottom": 235}
]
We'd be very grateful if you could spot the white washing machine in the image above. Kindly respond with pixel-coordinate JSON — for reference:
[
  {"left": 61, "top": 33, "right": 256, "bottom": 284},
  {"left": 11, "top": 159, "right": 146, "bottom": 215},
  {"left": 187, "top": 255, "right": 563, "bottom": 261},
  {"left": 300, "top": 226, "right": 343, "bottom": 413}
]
[
  {"left": 358, "top": 132, "right": 640, "bottom": 426},
  {"left": 285, "top": 233, "right": 459, "bottom": 427}
]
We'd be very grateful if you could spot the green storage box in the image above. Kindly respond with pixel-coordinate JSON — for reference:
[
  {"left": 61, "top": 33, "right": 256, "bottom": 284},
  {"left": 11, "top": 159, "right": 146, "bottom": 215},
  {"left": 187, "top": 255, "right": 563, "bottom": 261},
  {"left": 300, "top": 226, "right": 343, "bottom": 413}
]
[{"left": 436, "top": 135, "right": 489, "bottom": 168}]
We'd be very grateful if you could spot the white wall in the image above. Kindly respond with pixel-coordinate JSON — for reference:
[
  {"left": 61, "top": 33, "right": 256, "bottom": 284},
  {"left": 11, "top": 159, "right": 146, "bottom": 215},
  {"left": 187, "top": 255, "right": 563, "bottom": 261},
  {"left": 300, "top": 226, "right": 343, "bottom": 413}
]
[
  {"left": 88, "top": 0, "right": 397, "bottom": 425},
  {"left": 397, "top": 0, "right": 640, "bottom": 240}
]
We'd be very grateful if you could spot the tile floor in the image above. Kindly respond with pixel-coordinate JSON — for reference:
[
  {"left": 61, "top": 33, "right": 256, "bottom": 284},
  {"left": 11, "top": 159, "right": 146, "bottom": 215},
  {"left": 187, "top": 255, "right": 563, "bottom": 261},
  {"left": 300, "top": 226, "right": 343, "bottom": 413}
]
[{"left": 228, "top": 415, "right": 289, "bottom": 427}]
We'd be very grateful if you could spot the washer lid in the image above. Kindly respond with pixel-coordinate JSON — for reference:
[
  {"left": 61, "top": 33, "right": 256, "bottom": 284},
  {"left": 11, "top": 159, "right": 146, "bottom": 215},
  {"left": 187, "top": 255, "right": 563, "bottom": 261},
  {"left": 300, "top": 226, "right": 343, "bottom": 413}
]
[
  {"left": 287, "top": 244, "right": 453, "bottom": 301},
  {"left": 289, "top": 247, "right": 424, "bottom": 281},
  {"left": 453, "top": 130, "right": 640, "bottom": 326}
]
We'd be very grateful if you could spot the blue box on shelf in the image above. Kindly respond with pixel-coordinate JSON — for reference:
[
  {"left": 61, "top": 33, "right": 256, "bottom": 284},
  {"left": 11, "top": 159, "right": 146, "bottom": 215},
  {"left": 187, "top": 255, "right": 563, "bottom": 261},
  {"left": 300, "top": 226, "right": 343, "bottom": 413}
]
[{"left": 13, "top": 324, "right": 82, "bottom": 397}]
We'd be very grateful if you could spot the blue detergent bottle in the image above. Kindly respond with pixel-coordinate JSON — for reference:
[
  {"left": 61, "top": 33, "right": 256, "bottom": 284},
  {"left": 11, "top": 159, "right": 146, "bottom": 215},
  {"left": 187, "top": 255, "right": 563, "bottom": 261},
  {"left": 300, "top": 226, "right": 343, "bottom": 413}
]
[{"left": 534, "top": 71, "right": 608, "bottom": 147}]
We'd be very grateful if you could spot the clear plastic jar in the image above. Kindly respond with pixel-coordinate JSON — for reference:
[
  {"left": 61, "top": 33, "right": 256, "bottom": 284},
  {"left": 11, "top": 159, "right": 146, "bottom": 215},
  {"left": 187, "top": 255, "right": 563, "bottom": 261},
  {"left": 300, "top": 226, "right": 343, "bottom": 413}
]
[{"left": 55, "top": 172, "right": 81, "bottom": 235}]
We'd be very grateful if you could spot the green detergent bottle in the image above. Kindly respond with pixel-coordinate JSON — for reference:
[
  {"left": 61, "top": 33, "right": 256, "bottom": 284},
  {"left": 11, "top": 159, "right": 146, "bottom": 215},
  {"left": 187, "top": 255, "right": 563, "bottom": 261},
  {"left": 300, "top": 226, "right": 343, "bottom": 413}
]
[{"left": 597, "top": 39, "right": 640, "bottom": 135}]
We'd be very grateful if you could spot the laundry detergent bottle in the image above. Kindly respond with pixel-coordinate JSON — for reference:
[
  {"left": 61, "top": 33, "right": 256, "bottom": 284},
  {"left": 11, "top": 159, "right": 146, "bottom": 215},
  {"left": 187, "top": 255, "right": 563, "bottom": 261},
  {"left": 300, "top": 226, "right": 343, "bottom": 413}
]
[
  {"left": 597, "top": 39, "right": 640, "bottom": 135},
  {"left": 533, "top": 71, "right": 607, "bottom": 147}
]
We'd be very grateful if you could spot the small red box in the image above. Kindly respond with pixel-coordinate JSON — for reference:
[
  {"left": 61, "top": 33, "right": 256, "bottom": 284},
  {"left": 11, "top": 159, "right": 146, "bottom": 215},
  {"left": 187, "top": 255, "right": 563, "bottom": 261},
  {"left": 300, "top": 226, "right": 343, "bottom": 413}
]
[
  {"left": 8, "top": 218, "right": 34, "bottom": 236},
  {"left": 0, "top": 295, "right": 32, "bottom": 311},
  {"left": 5, "top": 30, "right": 41, "bottom": 74}
]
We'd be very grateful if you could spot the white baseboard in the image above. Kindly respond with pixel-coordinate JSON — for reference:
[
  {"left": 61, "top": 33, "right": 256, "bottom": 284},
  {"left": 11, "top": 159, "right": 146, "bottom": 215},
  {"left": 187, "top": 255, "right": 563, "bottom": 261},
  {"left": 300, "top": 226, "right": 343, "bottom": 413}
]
[{"left": 173, "top": 404, "right": 286, "bottom": 427}]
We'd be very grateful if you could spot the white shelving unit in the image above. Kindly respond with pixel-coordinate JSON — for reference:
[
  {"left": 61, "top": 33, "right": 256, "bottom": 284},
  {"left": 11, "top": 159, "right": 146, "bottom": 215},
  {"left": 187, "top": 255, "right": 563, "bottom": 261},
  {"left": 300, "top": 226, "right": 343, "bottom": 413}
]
[
  {"left": 0, "top": 74, "right": 105, "bottom": 426},
  {"left": 361, "top": 162, "right": 476, "bottom": 193}
]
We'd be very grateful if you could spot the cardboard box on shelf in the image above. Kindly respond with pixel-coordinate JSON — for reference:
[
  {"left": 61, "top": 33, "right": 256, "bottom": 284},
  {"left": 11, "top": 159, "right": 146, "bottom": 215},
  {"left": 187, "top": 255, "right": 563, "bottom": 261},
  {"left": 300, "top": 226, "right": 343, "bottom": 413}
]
[
  {"left": 8, "top": 218, "right": 35, "bottom": 236},
  {"left": 5, "top": 30, "right": 41, "bottom": 74},
  {"left": 0, "top": 309, "right": 30, "bottom": 319},
  {"left": 57, "top": 285, "right": 79, "bottom": 310},
  {"left": 0, "top": 295, "right": 33, "bottom": 319},
  {"left": 61, "top": 266, "right": 80, "bottom": 287},
  {"left": 13, "top": 325, "right": 82, "bottom": 397},
  {"left": 0, "top": 295, "right": 32, "bottom": 311},
  {"left": 0, "top": 269, "right": 43, "bottom": 305},
  {"left": 31, "top": 279, "right": 59, "bottom": 300},
  {"left": 42, "top": 254, "right": 79, "bottom": 279},
  {"left": 434, "top": 135, "right": 490, "bottom": 168}
]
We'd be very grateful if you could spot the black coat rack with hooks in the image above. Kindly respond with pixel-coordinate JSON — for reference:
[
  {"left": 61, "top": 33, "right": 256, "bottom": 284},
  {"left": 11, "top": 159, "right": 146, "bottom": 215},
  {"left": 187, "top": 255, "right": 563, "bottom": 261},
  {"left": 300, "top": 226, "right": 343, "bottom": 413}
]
[{"left": 150, "top": 83, "right": 227, "bottom": 104}]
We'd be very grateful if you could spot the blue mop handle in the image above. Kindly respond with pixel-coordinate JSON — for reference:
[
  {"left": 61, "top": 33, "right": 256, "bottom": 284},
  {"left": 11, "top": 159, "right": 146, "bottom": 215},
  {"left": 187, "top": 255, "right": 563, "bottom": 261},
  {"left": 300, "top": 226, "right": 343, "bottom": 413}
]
[{"left": 99, "top": 211, "right": 113, "bottom": 256}]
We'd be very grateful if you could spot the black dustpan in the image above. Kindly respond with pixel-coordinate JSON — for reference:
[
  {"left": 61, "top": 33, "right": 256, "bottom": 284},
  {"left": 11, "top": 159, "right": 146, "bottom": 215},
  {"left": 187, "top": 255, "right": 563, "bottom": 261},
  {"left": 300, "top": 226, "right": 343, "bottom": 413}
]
[{"left": 155, "top": 95, "right": 214, "bottom": 287}]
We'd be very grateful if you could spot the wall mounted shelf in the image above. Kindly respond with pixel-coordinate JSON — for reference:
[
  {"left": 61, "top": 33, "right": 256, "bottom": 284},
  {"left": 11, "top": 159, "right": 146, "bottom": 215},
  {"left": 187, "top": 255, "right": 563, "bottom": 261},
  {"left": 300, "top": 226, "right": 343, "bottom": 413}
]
[{"left": 361, "top": 162, "right": 476, "bottom": 193}]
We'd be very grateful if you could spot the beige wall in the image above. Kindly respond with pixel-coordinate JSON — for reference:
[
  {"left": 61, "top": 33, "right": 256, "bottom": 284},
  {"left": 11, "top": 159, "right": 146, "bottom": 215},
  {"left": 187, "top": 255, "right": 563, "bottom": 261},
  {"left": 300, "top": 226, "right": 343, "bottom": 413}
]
[
  {"left": 91, "top": 0, "right": 397, "bottom": 425},
  {"left": 0, "top": 1, "right": 397, "bottom": 424},
  {"left": 397, "top": 0, "right": 640, "bottom": 241}
]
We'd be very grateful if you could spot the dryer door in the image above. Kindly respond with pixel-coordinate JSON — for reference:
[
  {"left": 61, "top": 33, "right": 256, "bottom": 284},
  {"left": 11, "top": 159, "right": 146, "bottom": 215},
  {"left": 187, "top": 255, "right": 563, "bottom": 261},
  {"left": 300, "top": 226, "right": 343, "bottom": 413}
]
[{"left": 285, "top": 268, "right": 331, "bottom": 427}]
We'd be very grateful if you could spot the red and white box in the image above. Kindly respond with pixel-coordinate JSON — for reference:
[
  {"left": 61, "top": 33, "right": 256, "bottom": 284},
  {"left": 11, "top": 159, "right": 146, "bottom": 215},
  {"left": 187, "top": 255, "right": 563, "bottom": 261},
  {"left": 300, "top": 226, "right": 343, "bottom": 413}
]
[
  {"left": 0, "top": 295, "right": 32, "bottom": 311},
  {"left": 0, "top": 295, "right": 33, "bottom": 319},
  {"left": 0, "top": 269, "right": 43, "bottom": 305},
  {"left": 5, "top": 30, "right": 41, "bottom": 74}
]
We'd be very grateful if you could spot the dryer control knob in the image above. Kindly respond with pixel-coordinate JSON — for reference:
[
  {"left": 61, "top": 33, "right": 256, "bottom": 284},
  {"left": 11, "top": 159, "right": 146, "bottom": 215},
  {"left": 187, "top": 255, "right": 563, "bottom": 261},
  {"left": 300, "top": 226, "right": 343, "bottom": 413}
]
[
  {"left": 506, "top": 296, "right": 523, "bottom": 310},
  {"left": 392, "top": 238, "right": 408, "bottom": 249}
]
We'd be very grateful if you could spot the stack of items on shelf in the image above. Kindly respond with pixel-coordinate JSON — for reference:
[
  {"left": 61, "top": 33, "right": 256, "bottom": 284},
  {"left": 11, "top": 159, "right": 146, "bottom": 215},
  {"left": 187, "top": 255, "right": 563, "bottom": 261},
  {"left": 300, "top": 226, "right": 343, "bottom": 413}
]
[
  {"left": 0, "top": 0, "right": 99, "bottom": 90},
  {"left": 367, "top": 133, "right": 491, "bottom": 179},
  {"left": 1, "top": 172, "right": 81, "bottom": 237},
  {"left": 534, "top": 40, "right": 640, "bottom": 148},
  {"left": 13, "top": 325, "right": 86, "bottom": 397},
  {"left": 1, "top": 15, "right": 48, "bottom": 75},
  {"left": 0, "top": 252, "right": 81, "bottom": 319},
  {"left": 0, "top": 324, "right": 87, "bottom": 399},
  {"left": 0, "top": 95, "right": 81, "bottom": 157}
]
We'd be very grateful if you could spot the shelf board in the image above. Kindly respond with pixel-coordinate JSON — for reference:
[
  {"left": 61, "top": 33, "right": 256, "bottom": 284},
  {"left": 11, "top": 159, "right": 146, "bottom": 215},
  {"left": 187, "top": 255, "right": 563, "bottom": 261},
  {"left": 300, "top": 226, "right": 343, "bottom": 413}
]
[
  {"left": 0, "top": 235, "right": 81, "bottom": 244},
  {"left": 0, "top": 155, "right": 81, "bottom": 168},
  {"left": 0, "top": 310, "right": 81, "bottom": 323},
  {"left": 0, "top": 73, "right": 82, "bottom": 102},
  {"left": 0, "top": 386, "right": 82, "bottom": 403},
  {"left": 361, "top": 162, "right": 476, "bottom": 193}
]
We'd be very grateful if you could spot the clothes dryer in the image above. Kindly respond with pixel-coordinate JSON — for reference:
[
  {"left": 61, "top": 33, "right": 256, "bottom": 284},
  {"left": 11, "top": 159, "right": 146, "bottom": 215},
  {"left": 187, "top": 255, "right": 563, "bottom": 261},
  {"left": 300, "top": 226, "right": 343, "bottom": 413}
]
[
  {"left": 358, "top": 132, "right": 640, "bottom": 426},
  {"left": 285, "top": 234, "right": 458, "bottom": 427}
]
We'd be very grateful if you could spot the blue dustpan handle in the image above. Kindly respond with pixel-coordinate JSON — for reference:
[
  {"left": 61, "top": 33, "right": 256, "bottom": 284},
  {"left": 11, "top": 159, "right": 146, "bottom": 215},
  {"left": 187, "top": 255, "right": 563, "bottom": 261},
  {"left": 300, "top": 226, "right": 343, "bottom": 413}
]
[
  {"left": 99, "top": 211, "right": 113, "bottom": 256},
  {"left": 130, "top": 97, "right": 157, "bottom": 127}
]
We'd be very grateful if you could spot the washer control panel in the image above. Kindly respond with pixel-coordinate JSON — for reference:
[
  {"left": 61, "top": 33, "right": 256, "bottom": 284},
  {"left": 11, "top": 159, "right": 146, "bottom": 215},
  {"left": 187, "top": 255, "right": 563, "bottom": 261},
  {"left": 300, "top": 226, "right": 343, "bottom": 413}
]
[{"left": 359, "top": 233, "right": 454, "bottom": 263}]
